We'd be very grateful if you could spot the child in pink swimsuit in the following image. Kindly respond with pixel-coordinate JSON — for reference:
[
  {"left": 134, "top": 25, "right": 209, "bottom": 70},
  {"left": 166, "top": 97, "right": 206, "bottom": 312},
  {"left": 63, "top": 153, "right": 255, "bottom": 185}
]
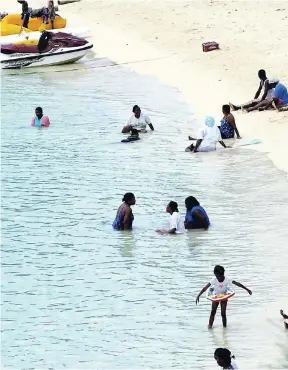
[{"left": 31, "top": 107, "right": 50, "bottom": 127}]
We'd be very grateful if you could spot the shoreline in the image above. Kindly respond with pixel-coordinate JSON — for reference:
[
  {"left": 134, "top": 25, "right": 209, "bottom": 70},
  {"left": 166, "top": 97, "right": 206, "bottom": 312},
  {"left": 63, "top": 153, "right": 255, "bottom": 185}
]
[
  {"left": 2, "top": 0, "right": 287, "bottom": 173},
  {"left": 61, "top": 0, "right": 288, "bottom": 174}
]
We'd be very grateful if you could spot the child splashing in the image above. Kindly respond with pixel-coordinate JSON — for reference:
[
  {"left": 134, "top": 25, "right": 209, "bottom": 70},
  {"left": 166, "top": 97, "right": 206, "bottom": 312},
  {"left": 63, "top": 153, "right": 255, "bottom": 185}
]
[{"left": 196, "top": 265, "right": 252, "bottom": 328}]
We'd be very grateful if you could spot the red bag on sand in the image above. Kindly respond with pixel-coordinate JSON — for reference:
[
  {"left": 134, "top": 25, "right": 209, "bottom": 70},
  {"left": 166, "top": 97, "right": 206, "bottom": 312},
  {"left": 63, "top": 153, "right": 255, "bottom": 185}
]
[{"left": 202, "top": 41, "right": 219, "bottom": 52}]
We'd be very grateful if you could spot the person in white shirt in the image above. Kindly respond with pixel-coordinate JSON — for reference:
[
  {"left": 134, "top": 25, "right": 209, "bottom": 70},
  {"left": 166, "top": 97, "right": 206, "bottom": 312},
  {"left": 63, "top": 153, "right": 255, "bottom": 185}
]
[
  {"left": 214, "top": 348, "right": 238, "bottom": 369},
  {"left": 122, "top": 105, "right": 154, "bottom": 133},
  {"left": 196, "top": 265, "right": 252, "bottom": 328},
  {"left": 156, "top": 201, "right": 184, "bottom": 234},
  {"left": 185, "top": 116, "right": 227, "bottom": 153}
]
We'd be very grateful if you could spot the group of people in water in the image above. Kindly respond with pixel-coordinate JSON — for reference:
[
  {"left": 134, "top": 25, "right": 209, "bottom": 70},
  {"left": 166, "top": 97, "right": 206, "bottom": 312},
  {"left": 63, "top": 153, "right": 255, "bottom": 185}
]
[
  {"left": 112, "top": 194, "right": 255, "bottom": 368},
  {"left": 112, "top": 191, "right": 287, "bottom": 368},
  {"left": 113, "top": 194, "right": 209, "bottom": 232},
  {"left": 30, "top": 68, "right": 287, "bottom": 368},
  {"left": 113, "top": 72, "right": 288, "bottom": 368},
  {"left": 119, "top": 69, "right": 288, "bottom": 154}
]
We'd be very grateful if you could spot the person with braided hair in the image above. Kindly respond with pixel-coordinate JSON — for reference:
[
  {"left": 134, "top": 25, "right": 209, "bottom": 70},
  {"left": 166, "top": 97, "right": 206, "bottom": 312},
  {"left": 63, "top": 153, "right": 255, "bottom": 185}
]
[{"left": 214, "top": 348, "right": 238, "bottom": 369}]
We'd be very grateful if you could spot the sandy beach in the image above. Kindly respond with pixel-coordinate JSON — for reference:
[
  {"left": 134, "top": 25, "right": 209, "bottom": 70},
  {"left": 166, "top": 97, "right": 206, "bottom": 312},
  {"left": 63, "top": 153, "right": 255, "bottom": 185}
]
[
  {"left": 3, "top": 0, "right": 287, "bottom": 171},
  {"left": 2, "top": 2, "right": 288, "bottom": 368},
  {"left": 58, "top": 0, "right": 288, "bottom": 173}
]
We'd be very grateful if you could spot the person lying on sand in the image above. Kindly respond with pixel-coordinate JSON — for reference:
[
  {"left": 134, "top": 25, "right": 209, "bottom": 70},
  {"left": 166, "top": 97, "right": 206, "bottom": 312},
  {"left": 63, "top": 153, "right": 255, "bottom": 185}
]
[
  {"left": 122, "top": 105, "right": 154, "bottom": 133},
  {"left": 258, "top": 82, "right": 288, "bottom": 111},
  {"left": 186, "top": 116, "right": 228, "bottom": 153},
  {"left": 229, "top": 70, "right": 279, "bottom": 113},
  {"left": 280, "top": 309, "right": 288, "bottom": 329}
]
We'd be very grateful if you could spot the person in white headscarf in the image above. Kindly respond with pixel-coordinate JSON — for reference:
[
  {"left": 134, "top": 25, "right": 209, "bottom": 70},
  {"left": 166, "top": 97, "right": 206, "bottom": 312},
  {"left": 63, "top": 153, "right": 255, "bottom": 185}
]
[{"left": 186, "top": 116, "right": 228, "bottom": 152}]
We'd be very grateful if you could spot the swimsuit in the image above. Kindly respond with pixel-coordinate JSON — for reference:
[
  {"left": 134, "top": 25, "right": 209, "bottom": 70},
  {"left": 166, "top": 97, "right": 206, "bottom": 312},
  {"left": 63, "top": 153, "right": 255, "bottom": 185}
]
[
  {"left": 219, "top": 117, "right": 234, "bottom": 139},
  {"left": 185, "top": 205, "right": 210, "bottom": 228},
  {"left": 112, "top": 205, "right": 134, "bottom": 230}
]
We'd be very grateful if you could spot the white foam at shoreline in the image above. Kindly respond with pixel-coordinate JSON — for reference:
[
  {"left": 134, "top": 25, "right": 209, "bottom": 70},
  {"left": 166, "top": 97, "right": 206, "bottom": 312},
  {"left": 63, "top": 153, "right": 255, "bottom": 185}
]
[
  {"left": 60, "top": 0, "right": 288, "bottom": 174},
  {"left": 2, "top": 0, "right": 287, "bottom": 174}
]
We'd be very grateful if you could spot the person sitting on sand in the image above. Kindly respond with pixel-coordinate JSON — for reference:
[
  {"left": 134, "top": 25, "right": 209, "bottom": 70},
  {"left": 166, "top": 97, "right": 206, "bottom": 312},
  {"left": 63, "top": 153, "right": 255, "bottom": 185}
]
[
  {"left": 219, "top": 105, "right": 241, "bottom": 139},
  {"left": 280, "top": 309, "right": 288, "bottom": 329},
  {"left": 156, "top": 201, "right": 184, "bottom": 234},
  {"left": 229, "top": 70, "right": 279, "bottom": 112},
  {"left": 31, "top": 107, "right": 50, "bottom": 127},
  {"left": 122, "top": 105, "right": 154, "bottom": 133},
  {"left": 185, "top": 116, "right": 227, "bottom": 152},
  {"left": 258, "top": 82, "right": 288, "bottom": 111},
  {"left": 214, "top": 348, "right": 238, "bottom": 369}
]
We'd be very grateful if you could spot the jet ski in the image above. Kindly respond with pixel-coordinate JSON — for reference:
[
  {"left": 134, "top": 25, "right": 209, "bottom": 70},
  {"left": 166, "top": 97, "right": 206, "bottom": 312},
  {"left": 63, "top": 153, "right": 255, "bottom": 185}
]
[
  {"left": 0, "top": 27, "right": 90, "bottom": 45},
  {"left": 1, "top": 31, "right": 93, "bottom": 69}
]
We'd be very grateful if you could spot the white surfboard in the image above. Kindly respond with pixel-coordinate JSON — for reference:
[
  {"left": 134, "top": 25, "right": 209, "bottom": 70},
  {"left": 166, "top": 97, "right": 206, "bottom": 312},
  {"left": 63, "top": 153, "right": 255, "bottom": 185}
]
[{"left": 234, "top": 139, "right": 262, "bottom": 147}]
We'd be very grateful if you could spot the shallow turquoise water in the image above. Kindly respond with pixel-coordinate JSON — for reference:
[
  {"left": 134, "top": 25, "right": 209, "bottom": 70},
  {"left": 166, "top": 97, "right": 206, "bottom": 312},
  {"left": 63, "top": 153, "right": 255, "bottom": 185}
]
[{"left": 1, "top": 60, "right": 288, "bottom": 369}]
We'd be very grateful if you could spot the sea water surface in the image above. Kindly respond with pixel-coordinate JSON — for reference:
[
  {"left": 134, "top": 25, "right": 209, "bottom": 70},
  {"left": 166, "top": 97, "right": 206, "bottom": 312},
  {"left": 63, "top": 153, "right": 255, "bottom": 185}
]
[{"left": 1, "top": 59, "right": 288, "bottom": 369}]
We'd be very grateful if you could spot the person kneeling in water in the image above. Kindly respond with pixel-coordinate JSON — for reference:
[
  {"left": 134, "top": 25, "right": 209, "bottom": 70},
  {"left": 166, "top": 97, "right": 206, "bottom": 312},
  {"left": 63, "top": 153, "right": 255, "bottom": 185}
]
[
  {"left": 214, "top": 348, "right": 238, "bottom": 369},
  {"left": 122, "top": 105, "right": 154, "bottom": 133},
  {"left": 31, "top": 107, "right": 50, "bottom": 127},
  {"left": 186, "top": 116, "right": 227, "bottom": 152}
]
